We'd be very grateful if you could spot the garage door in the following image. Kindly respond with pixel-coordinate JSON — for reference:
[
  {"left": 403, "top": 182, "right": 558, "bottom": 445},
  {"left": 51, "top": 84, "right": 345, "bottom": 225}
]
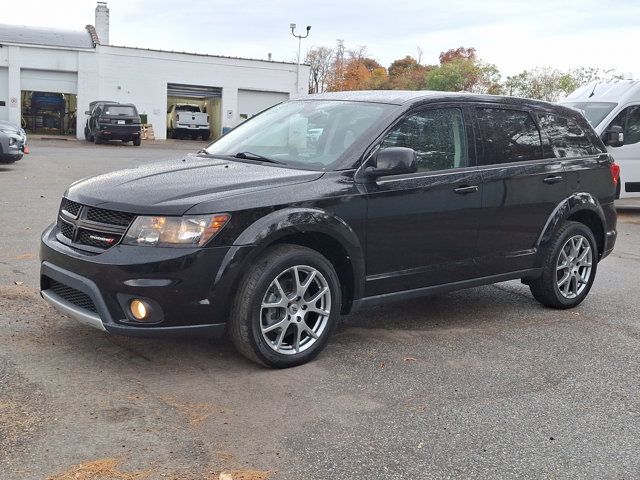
[
  {"left": 238, "top": 89, "right": 289, "bottom": 118},
  {"left": 167, "top": 83, "right": 222, "bottom": 99},
  {"left": 20, "top": 69, "right": 77, "bottom": 94},
  {"left": 0, "top": 67, "right": 7, "bottom": 120}
]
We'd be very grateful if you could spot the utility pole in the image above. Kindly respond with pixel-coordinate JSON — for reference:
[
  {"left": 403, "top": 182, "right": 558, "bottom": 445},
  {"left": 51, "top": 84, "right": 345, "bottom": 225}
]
[{"left": 290, "top": 23, "right": 311, "bottom": 95}]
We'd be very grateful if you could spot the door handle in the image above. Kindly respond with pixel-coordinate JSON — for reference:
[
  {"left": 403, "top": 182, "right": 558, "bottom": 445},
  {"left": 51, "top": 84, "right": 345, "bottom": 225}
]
[
  {"left": 454, "top": 185, "right": 479, "bottom": 195},
  {"left": 543, "top": 175, "right": 563, "bottom": 184}
]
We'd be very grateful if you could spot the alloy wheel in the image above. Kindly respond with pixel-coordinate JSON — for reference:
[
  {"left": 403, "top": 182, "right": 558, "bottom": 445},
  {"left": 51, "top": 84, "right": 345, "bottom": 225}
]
[
  {"left": 556, "top": 234, "right": 593, "bottom": 299},
  {"left": 260, "top": 265, "right": 331, "bottom": 355}
]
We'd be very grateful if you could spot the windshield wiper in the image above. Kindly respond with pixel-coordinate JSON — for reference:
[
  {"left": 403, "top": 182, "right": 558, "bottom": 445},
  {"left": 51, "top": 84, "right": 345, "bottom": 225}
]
[{"left": 234, "top": 151, "right": 285, "bottom": 164}]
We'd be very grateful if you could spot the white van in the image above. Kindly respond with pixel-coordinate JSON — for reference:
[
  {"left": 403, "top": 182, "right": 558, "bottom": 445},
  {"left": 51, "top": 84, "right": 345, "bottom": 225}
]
[{"left": 561, "top": 80, "right": 640, "bottom": 198}]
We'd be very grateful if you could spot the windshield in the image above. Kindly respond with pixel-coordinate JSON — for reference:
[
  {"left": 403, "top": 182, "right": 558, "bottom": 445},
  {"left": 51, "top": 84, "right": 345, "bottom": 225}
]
[
  {"left": 562, "top": 102, "right": 617, "bottom": 128},
  {"left": 205, "top": 100, "right": 394, "bottom": 169},
  {"left": 176, "top": 105, "right": 201, "bottom": 112},
  {"left": 104, "top": 105, "right": 136, "bottom": 116}
]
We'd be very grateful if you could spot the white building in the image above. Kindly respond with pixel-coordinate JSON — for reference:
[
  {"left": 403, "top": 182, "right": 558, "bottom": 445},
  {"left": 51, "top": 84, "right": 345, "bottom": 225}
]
[{"left": 0, "top": 2, "right": 309, "bottom": 140}]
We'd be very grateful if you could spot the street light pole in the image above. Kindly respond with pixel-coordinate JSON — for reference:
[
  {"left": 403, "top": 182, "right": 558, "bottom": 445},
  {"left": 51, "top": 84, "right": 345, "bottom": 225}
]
[{"left": 290, "top": 23, "right": 311, "bottom": 95}]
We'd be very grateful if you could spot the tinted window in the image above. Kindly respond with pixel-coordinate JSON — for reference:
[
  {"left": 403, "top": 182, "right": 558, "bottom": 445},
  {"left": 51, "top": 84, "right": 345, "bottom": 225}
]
[
  {"left": 176, "top": 105, "right": 201, "bottom": 112},
  {"left": 103, "top": 105, "right": 136, "bottom": 116},
  {"left": 476, "top": 108, "right": 543, "bottom": 164},
  {"left": 380, "top": 108, "right": 468, "bottom": 171},
  {"left": 538, "top": 113, "right": 599, "bottom": 158},
  {"left": 608, "top": 105, "right": 640, "bottom": 146}
]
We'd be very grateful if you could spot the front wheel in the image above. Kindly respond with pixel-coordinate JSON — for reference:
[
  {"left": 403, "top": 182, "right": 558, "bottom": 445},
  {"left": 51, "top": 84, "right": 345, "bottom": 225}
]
[
  {"left": 228, "top": 245, "right": 341, "bottom": 368},
  {"left": 529, "top": 221, "right": 598, "bottom": 309}
]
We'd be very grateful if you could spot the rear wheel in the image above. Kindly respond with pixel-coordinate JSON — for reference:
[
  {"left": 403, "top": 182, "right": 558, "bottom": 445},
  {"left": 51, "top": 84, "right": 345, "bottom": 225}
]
[
  {"left": 201, "top": 131, "right": 211, "bottom": 141},
  {"left": 228, "top": 244, "right": 341, "bottom": 368},
  {"left": 133, "top": 136, "right": 141, "bottom": 146},
  {"left": 529, "top": 221, "right": 598, "bottom": 309}
]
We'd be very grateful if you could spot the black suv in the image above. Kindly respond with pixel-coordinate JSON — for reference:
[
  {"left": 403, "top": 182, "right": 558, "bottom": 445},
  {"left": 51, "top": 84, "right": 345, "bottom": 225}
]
[
  {"left": 41, "top": 91, "right": 619, "bottom": 367},
  {"left": 84, "top": 101, "right": 142, "bottom": 146}
]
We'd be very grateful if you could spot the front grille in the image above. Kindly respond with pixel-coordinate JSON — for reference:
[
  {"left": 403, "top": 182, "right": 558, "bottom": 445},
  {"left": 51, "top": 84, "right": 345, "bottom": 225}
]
[
  {"left": 58, "top": 218, "right": 74, "bottom": 240},
  {"left": 56, "top": 198, "right": 136, "bottom": 251},
  {"left": 47, "top": 278, "right": 98, "bottom": 313},
  {"left": 76, "top": 228, "right": 119, "bottom": 248},
  {"left": 86, "top": 206, "right": 135, "bottom": 227},
  {"left": 60, "top": 198, "right": 81, "bottom": 217}
]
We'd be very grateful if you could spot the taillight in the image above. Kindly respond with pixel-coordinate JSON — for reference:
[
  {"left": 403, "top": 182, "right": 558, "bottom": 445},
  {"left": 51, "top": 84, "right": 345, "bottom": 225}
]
[{"left": 610, "top": 162, "right": 621, "bottom": 185}]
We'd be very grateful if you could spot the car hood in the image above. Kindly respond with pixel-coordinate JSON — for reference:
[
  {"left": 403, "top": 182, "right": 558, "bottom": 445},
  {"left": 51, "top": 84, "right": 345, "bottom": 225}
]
[
  {"left": 65, "top": 155, "right": 324, "bottom": 215},
  {"left": 0, "top": 120, "right": 20, "bottom": 133}
]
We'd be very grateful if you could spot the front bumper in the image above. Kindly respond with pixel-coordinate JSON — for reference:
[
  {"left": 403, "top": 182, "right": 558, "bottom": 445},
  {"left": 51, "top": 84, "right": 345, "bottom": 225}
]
[
  {"left": 40, "top": 223, "right": 253, "bottom": 337},
  {"left": 0, "top": 132, "right": 27, "bottom": 161}
]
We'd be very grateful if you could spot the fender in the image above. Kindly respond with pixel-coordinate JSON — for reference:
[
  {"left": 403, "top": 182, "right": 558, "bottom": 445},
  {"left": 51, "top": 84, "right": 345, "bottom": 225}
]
[
  {"left": 535, "top": 192, "right": 606, "bottom": 262},
  {"left": 211, "top": 207, "right": 366, "bottom": 304}
]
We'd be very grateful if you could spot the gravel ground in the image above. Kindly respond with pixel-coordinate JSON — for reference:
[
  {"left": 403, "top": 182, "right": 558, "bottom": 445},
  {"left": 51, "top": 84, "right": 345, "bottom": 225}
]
[{"left": 1, "top": 139, "right": 640, "bottom": 479}]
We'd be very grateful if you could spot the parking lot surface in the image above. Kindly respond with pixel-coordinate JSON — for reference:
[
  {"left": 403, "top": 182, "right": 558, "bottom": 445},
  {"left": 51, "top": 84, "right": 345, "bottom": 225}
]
[{"left": 1, "top": 140, "right": 640, "bottom": 479}]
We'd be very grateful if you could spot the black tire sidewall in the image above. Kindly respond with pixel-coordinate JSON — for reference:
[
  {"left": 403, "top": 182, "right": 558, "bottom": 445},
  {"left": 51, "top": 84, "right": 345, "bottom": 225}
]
[
  {"left": 549, "top": 223, "right": 598, "bottom": 308},
  {"left": 246, "top": 249, "right": 341, "bottom": 367}
]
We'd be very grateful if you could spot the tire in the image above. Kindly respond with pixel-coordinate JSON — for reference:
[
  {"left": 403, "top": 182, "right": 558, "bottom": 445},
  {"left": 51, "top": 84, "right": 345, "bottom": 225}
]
[
  {"left": 94, "top": 134, "right": 102, "bottom": 145},
  {"left": 529, "top": 221, "right": 598, "bottom": 309},
  {"left": 228, "top": 244, "right": 342, "bottom": 368},
  {"left": 133, "top": 136, "right": 141, "bottom": 146},
  {"left": 84, "top": 127, "right": 90, "bottom": 141},
  {"left": 201, "top": 131, "right": 211, "bottom": 141}
]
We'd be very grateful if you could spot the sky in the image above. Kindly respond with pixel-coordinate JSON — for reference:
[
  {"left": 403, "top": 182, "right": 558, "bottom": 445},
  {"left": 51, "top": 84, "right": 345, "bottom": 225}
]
[{"left": 11, "top": 0, "right": 640, "bottom": 78}]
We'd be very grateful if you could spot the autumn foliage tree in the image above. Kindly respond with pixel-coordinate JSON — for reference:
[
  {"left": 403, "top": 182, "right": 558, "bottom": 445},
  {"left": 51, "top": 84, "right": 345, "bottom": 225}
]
[{"left": 307, "top": 42, "right": 623, "bottom": 101}]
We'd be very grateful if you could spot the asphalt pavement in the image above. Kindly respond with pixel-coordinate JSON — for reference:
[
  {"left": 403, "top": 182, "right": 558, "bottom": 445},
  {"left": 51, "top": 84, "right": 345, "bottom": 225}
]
[{"left": 1, "top": 139, "right": 640, "bottom": 479}]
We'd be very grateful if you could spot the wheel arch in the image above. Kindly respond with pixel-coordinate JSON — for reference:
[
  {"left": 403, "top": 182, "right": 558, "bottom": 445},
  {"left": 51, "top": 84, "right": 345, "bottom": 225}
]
[
  {"left": 216, "top": 208, "right": 365, "bottom": 314},
  {"left": 536, "top": 192, "right": 607, "bottom": 261}
]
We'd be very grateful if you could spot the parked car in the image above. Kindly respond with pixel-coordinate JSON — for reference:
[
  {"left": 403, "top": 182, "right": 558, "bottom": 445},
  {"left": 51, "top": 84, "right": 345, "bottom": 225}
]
[
  {"left": 40, "top": 91, "right": 618, "bottom": 367},
  {"left": 561, "top": 80, "right": 640, "bottom": 198},
  {"left": 84, "top": 101, "right": 142, "bottom": 146},
  {"left": 167, "top": 104, "right": 210, "bottom": 140},
  {"left": 0, "top": 120, "right": 28, "bottom": 163}
]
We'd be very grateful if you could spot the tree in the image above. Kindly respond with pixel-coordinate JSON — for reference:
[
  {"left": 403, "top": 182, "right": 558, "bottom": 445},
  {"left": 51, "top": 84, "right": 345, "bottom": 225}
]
[
  {"left": 439, "top": 47, "right": 477, "bottom": 64},
  {"left": 387, "top": 56, "right": 430, "bottom": 90},
  {"left": 425, "top": 56, "right": 501, "bottom": 94},
  {"left": 306, "top": 46, "right": 334, "bottom": 94},
  {"left": 326, "top": 44, "right": 389, "bottom": 91}
]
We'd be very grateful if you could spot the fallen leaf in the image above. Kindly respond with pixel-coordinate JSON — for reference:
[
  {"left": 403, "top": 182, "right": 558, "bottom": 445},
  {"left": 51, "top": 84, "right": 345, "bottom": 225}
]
[{"left": 403, "top": 357, "right": 417, "bottom": 362}]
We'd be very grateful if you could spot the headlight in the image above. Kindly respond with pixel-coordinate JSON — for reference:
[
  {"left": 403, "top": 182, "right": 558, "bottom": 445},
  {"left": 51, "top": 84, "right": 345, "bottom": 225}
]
[{"left": 122, "top": 214, "right": 230, "bottom": 247}]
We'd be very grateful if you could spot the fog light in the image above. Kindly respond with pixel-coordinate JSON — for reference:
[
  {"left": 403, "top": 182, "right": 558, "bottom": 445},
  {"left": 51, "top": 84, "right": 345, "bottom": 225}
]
[{"left": 130, "top": 299, "right": 150, "bottom": 321}]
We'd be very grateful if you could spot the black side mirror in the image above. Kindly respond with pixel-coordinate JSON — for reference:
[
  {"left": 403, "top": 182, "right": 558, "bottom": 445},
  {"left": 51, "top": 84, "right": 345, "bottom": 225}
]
[
  {"left": 84, "top": 110, "right": 91, "bottom": 115},
  {"left": 366, "top": 147, "right": 418, "bottom": 178},
  {"left": 604, "top": 125, "right": 624, "bottom": 148}
]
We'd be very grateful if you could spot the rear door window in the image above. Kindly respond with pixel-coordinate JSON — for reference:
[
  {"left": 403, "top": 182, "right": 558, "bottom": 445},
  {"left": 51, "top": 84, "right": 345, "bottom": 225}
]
[
  {"left": 476, "top": 108, "right": 543, "bottom": 164},
  {"left": 538, "top": 113, "right": 599, "bottom": 158},
  {"left": 380, "top": 107, "right": 468, "bottom": 172}
]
